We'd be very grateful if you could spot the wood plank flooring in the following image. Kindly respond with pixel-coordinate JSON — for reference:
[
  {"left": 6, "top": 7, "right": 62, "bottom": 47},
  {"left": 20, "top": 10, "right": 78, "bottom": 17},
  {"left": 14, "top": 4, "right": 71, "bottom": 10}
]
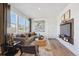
[
  {"left": 0, "top": 39, "right": 75, "bottom": 56},
  {"left": 16, "top": 39, "right": 75, "bottom": 56},
  {"left": 49, "top": 39, "right": 75, "bottom": 56}
]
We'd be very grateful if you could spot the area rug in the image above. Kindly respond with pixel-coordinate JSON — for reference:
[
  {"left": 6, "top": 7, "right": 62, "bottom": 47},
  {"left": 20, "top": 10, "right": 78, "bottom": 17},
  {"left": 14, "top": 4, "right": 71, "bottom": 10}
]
[
  {"left": 38, "top": 39, "right": 53, "bottom": 56},
  {"left": 15, "top": 40, "right": 53, "bottom": 56}
]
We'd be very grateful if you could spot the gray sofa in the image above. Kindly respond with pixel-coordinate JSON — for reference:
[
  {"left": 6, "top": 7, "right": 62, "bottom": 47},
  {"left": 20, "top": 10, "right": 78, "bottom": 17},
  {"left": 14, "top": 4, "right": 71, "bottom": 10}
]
[
  {"left": 15, "top": 34, "right": 36, "bottom": 46},
  {"left": 14, "top": 33, "right": 39, "bottom": 56}
]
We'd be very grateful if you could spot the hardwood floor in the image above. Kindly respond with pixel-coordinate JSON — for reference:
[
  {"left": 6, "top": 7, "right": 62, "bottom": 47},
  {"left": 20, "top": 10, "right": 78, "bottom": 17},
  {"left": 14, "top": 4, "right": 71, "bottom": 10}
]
[
  {"left": 15, "top": 39, "right": 75, "bottom": 56},
  {"left": 0, "top": 39, "right": 75, "bottom": 56},
  {"left": 49, "top": 39, "right": 75, "bottom": 56}
]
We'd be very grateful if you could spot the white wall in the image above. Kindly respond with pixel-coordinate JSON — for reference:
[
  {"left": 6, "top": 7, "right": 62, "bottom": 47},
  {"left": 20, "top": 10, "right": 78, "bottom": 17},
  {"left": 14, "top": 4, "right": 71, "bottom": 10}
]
[
  {"left": 32, "top": 17, "right": 58, "bottom": 38},
  {"left": 57, "top": 3, "right": 79, "bottom": 55}
]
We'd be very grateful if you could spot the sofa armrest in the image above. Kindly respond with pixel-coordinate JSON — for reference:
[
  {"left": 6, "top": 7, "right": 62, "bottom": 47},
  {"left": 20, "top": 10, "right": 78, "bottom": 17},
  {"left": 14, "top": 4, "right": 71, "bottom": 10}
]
[{"left": 19, "top": 45, "right": 39, "bottom": 56}]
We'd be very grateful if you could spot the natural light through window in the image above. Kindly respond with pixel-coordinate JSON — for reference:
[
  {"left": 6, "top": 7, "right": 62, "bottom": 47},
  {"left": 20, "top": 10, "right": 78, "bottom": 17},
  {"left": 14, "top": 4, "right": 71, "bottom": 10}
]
[
  {"left": 9, "top": 11, "right": 17, "bottom": 33},
  {"left": 18, "top": 16, "right": 26, "bottom": 33},
  {"left": 7, "top": 11, "right": 30, "bottom": 34}
]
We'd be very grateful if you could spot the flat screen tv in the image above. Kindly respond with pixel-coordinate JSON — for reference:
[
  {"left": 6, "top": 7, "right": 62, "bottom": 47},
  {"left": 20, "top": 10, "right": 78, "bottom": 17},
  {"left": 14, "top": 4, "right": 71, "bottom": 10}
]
[
  {"left": 60, "top": 19, "right": 74, "bottom": 44},
  {"left": 60, "top": 23, "right": 71, "bottom": 38}
]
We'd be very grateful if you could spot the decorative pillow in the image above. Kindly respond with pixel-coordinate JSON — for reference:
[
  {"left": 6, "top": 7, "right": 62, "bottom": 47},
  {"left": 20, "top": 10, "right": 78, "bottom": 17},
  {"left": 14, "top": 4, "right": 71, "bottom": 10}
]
[
  {"left": 20, "top": 34, "right": 26, "bottom": 37},
  {"left": 28, "top": 33, "right": 31, "bottom": 37},
  {"left": 31, "top": 32, "right": 37, "bottom": 36}
]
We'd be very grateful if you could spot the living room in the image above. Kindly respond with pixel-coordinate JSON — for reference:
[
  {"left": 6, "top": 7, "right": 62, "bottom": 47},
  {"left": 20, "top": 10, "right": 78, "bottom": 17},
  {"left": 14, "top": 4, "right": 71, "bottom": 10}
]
[{"left": 0, "top": 3, "right": 79, "bottom": 56}]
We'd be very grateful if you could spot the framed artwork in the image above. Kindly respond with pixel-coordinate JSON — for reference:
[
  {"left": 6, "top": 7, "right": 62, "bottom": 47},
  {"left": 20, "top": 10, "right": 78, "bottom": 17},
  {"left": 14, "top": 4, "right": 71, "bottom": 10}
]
[
  {"left": 61, "top": 14, "right": 65, "bottom": 21},
  {"left": 33, "top": 20, "right": 45, "bottom": 32},
  {"left": 64, "top": 9, "right": 71, "bottom": 21},
  {"left": 61, "top": 14, "right": 65, "bottom": 24}
]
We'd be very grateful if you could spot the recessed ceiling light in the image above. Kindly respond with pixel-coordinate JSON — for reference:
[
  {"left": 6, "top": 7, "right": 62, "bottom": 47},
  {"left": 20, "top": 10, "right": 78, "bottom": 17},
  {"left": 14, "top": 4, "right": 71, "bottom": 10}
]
[{"left": 38, "top": 8, "right": 41, "bottom": 10}]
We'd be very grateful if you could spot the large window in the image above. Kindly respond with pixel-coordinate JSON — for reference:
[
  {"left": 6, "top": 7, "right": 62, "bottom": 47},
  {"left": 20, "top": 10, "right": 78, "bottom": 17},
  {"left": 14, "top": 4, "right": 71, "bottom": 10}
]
[
  {"left": 25, "top": 19, "right": 30, "bottom": 32},
  {"left": 11, "top": 12, "right": 16, "bottom": 25},
  {"left": 18, "top": 16, "right": 26, "bottom": 33},
  {"left": 7, "top": 11, "right": 17, "bottom": 33},
  {"left": 7, "top": 11, "right": 30, "bottom": 34}
]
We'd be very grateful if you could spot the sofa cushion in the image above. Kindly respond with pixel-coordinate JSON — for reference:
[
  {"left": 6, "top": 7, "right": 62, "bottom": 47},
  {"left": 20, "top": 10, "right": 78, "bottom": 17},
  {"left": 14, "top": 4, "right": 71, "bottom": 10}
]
[{"left": 23, "top": 36, "right": 35, "bottom": 45}]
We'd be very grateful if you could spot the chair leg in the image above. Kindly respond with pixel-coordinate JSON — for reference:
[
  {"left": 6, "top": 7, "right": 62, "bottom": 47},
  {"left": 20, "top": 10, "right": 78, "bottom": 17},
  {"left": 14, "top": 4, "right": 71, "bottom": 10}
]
[
  {"left": 20, "top": 52, "right": 23, "bottom": 56},
  {"left": 20, "top": 47, "right": 23, "bottom": 56},
  {"left": 35, "top": 51, "right": 37, "bottom": 56}
]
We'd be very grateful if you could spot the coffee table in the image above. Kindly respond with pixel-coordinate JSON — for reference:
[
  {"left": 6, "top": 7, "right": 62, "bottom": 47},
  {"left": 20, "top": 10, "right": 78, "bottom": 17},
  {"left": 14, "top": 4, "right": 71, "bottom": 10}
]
[{"left": 35, "top": 38, "right": 53, "bottom": 56}]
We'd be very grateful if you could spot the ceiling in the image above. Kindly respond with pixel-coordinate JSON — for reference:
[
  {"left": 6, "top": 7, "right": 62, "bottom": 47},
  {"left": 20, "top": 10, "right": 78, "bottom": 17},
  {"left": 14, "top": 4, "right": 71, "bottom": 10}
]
[{"left": 10, "top": 3, "right": 68, "bottom": 19}]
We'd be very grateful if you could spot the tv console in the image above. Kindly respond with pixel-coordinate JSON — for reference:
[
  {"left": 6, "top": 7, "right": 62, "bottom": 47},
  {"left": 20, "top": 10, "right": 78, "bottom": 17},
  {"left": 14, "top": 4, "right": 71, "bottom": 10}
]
[{"left": 59, "top": 19, "right": 74, "bottom": 44}]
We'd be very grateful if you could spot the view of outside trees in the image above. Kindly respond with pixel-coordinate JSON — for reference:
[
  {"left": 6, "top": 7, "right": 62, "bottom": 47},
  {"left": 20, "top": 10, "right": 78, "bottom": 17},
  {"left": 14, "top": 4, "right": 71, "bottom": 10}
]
[{"left": 18, "top": 16, "right": 26, "bottom": 33}]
